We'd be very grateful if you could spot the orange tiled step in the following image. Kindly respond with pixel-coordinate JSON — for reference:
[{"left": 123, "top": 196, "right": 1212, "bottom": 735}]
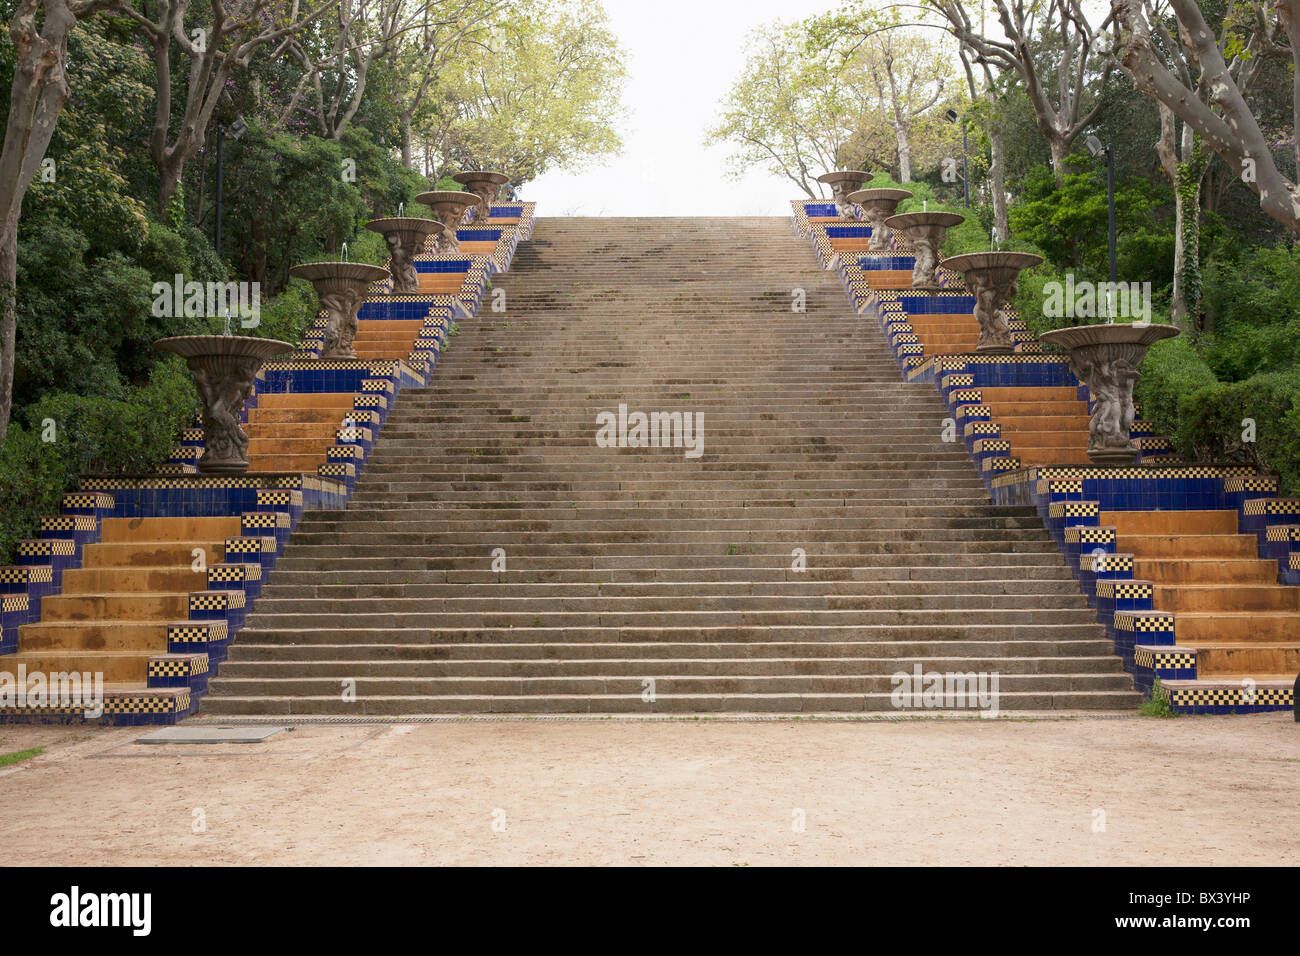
[
  {"left": 253, "top": 394, "right": 358, "bottom": 411},
  {"left": 97, "top": 516, "right": 241, "bottom": 542},
  {"left": 1121, "top": 534, "right": 1259, "bottom": 559},
  {"left": 1172, "top": 612, "right": 1299, "bottom": 643},
  {"left": 1153, "top": 584, "right": 1300, "bottom": 613},
  {"left": 61, "top": 567, "right": 205, "bottom": 593},
  {"left": 417, "top": 273, "right": 469, "bottom": 293},
  {"left": 245, "top": 422, "right": 343, "bottom": 441},
  {"left": 18, "top": 620, "right": 174, "bottom": 651},
  {"left": 39, "top": 592, "right": 191, "bottom": 621},
  {"left": 1194, "top": 646, "right": 1300, "bottom": 676},
  {"left": 79, "top": 541, "right": 227, "bottom": 568},
  {"left": 246, "top": 436, "right": 338, "bottom": 456},
  {"left": 245, "top": 454, "right": 336, "bottom": 473},
  {"left": 0, "top": 650, "right": 177, "bottom": 682},
  {"left": 1134, "top": 557, "right": 1278, "bottom": 585},
  {"left": 1103, "top": 510, "right": 1239, "bottom": 535}
]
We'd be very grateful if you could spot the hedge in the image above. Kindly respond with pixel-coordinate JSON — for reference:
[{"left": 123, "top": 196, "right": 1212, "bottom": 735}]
[
  {"left": 0, "top": 357, "right": 198, "bottom": 563},
  {"left": 1137, "top": 337, "right": 1300, "bottom": 495}
]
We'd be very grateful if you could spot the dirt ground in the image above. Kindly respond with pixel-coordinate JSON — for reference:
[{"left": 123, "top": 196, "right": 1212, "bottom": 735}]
[{"left": 0, "top": 713, "right": 1296, "bottom": 866}]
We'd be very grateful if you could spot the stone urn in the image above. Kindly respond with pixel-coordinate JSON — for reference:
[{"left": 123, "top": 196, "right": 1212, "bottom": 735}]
[
  {"left": 287, "top": 262, "right": 390, "bottom": 359},
  {"left": 415, "top": 191, "right": 477, "bottom": 254},
  {"left": 943, "top": 251, "right": 1044, "bottom": 354},
  {"left": 452, "top": 170, "right": 510, "bottom": 225},
  {"left": 364, "top": 218, "right": 444, "bottom": 294},
  {"left": 1038, "top": 323, "right": 1181, "bottom": 464},
  {"left": 154, "top": 335, "right": 294, "bottom": 474},
  {"left": 816, "top": 171, "right": 872, "bottom": 218},
  {"left": 883, "top": 211, "right": 966, "bottom": 289},
  {"left": 847, "top": 188, "right": 913, "bottom": 251}
]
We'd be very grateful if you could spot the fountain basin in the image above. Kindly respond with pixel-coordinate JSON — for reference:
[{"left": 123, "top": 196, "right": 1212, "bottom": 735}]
[
  {"left": 817, "top": 171, "right": 872, "bottom": 218},
  {"left": 154, "top": 335, "right": 294, "bottom": 474},
  {"left": 943, "top": 251, "right": 1044, "bottom": 354},
  {"left": 846, "top": 188, "right": 913, "bottom": 251},
  {"left": 288, "top": 262, "right": 390, "bottom": 359},
  {"left": 452, "top": 171, "right": 510, "bottom": 225},
  {"left": 364, "top": 218, "right": 444, "bottom": 294},
  {"left": 415, "top": 190, "right": 478, "bottom": 254},
  {"left": 883, "top": 211, "right": 966, "bottom": 289},
  {"left": 1039, "top": 323, "right": 1181, "bottom": 464}
]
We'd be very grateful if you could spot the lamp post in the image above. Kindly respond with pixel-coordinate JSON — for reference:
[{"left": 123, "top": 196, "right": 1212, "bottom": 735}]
[
  {"left": 1086, "top": 134, "right": 1116, "bottom": 284},
  {"left": 946, "top": 109, "right": 969, "bottom": 208},
  {"left": 213, "top": 116, "right": 248, "bottom": 257}
]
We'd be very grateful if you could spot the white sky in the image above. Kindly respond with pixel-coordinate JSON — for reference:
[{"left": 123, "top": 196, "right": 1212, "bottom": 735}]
[{"left": 526, "top": 0, "right": 838, "bottom": 217}]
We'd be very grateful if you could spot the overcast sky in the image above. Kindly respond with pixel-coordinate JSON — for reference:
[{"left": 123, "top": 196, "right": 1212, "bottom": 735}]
[{"left": 526, "top": 0, "right": 839, "bottom": 217}]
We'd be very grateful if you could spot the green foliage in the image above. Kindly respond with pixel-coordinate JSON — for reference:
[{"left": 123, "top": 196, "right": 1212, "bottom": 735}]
[
  {"left": 0, "top": 359, "right": 197, "bottom": 563},
  {"left": 1201, "top": 244, "right": 1300, "bottom": 381},
  {"left": 1139, "top": 680, "right": 1177, "bottom": 718},
  {"left": 223, "top": 124, "right": 423, "bottom": 294},
  {"left": 1136, "top": 337, "right": 1300, "bottom": 495},
  {"left": 1008, "top": 165, "right": 1175, "bottom": 288},
  {"left": 255, "top": 282, "right": 318, "bottom": 347}
]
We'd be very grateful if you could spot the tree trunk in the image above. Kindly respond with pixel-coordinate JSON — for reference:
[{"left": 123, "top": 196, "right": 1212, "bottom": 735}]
[
  {"left": 401, "top": 113, "right": 414, "bottom": 169},
  {"left": 989, "top": 122, "right": 1008, "bottom": 240},
  {"left": 158, "top": 156, "right": 183, "bottom": 221},
  {"left": 1049, "top": 136, "right": 1068, "bottom": 186},
  {"left": 0, "top": 214, "right": 18, "bottom": 443},
  {"left": 0, "top": 0, "right": 95, "bottom": 441},
  {"left": 894, "top": 124, "right": 911, "bottom": 182},
  {"left": 1170, "top": 194, "right": 1186, "bottom": 325}
]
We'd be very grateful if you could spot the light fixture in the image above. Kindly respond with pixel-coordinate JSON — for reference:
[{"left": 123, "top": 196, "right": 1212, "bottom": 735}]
[
  {"left": 227, "top": 116, "right": 248, "bottom": 141},
  {"left": 946, "top": 108, "right": 959, "bottom": 123},
  {"left": 1085, "top": 134, "right": 1104, "bottom": 158}
]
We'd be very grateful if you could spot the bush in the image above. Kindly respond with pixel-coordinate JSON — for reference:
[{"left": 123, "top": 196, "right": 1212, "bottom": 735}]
[
  {"left": 1136, "top": 336, "right": 1300, "bottom": 495},
  {"left": 0, "top": 358, "right": 198, "bottom": 563},
  {"left": 1201, "top": 243, "right": 1300, "bottom": 381}
]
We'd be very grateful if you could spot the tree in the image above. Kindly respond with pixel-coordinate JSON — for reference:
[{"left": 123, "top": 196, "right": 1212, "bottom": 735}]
[
  {"left": 708, "top": 19, "right": 962, "bottom": 195},
  {"left": 1111, "top": 0, "right": 1300, "bottom": 235},
  {"left": 120, "top": 0, "right": 336, "bottom": 217},
  {"left": 420, "top": 0, "right": 625, "bottom": 184},
  {"left": 0, "top": 0, "right": 124, "bottom": 442},
  {"left": 274, "top": 0, "right": 496, "bottom": 143}
]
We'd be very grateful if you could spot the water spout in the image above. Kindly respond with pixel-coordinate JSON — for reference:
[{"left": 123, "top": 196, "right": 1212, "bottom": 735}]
[
  {"left": 222, "top": 309, "right": 233, "bottom": 336},
  {"left": 398, "top": 202, "right": 405, "bottom": 217},
  {"left": 341, "top": 242, "right": 349, "bottom": 262}
]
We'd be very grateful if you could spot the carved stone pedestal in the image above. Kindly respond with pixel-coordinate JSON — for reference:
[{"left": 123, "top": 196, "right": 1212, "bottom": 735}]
[
  {"left": 943, "top": 251, "right": 1044, "bottom": 353},
  {"left": 414, "top": 191, "right": 478, "bottom": 254},
  {"left": 288, "top": 262, "right": 390, "bottom": 359},
  {"left": 847, "top": 188, "right": 913, "bottom": 250},
  {"left": 452, "top": 171, "right": 510, "bottom": 225},
  {"left": 1038, "top": 323, "right": 1181, "bottom": 464},
  {"left": 882, "top": 211, "right": 965, "bottom": 289},
  {"left": 364, "top": 218, "right": 444, "bottom": 293},
  {"left": 816, "top": 170, "right": 873, "bottom": 218},
  {"left": 154, "top": 335, "right": 294, "bottom": 474}
]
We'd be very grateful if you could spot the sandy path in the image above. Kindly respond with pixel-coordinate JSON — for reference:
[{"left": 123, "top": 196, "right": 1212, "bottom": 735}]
[{"left": 0, "top": 714, "right": 1296, "bottom": 866}]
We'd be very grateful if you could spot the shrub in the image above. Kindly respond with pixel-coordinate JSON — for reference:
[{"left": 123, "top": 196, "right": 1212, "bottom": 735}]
[
  {"left": 0, "top": 358, "right": 198, "bottom": 563},
  {"left": 1136, "top": 337, "right": 1300, "bottom": 495}
]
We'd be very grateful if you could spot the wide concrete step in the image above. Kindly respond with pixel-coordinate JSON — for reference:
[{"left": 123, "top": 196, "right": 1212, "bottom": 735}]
[{"left": 198, "top": 690, "right": 1140, "bottom": 715}]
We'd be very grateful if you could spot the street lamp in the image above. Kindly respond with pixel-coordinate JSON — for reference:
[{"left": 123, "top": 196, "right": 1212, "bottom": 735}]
[
  {"left": 1086, "top": 134, "right": 1116, "bottom": 284},
  {"left": 214, "top": 116, "right": 248, "bottom": 257},
  {"left": 946, "top": 108, "right": 969, "bottom": 208}
]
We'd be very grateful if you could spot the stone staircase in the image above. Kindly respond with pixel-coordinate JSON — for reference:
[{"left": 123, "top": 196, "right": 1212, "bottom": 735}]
[
  {"left": 813, "top": 199, "right": 1298, "bottom": 713},
  {"left": 203, "top": 216, "right": 1139, "bottom": 715}
]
